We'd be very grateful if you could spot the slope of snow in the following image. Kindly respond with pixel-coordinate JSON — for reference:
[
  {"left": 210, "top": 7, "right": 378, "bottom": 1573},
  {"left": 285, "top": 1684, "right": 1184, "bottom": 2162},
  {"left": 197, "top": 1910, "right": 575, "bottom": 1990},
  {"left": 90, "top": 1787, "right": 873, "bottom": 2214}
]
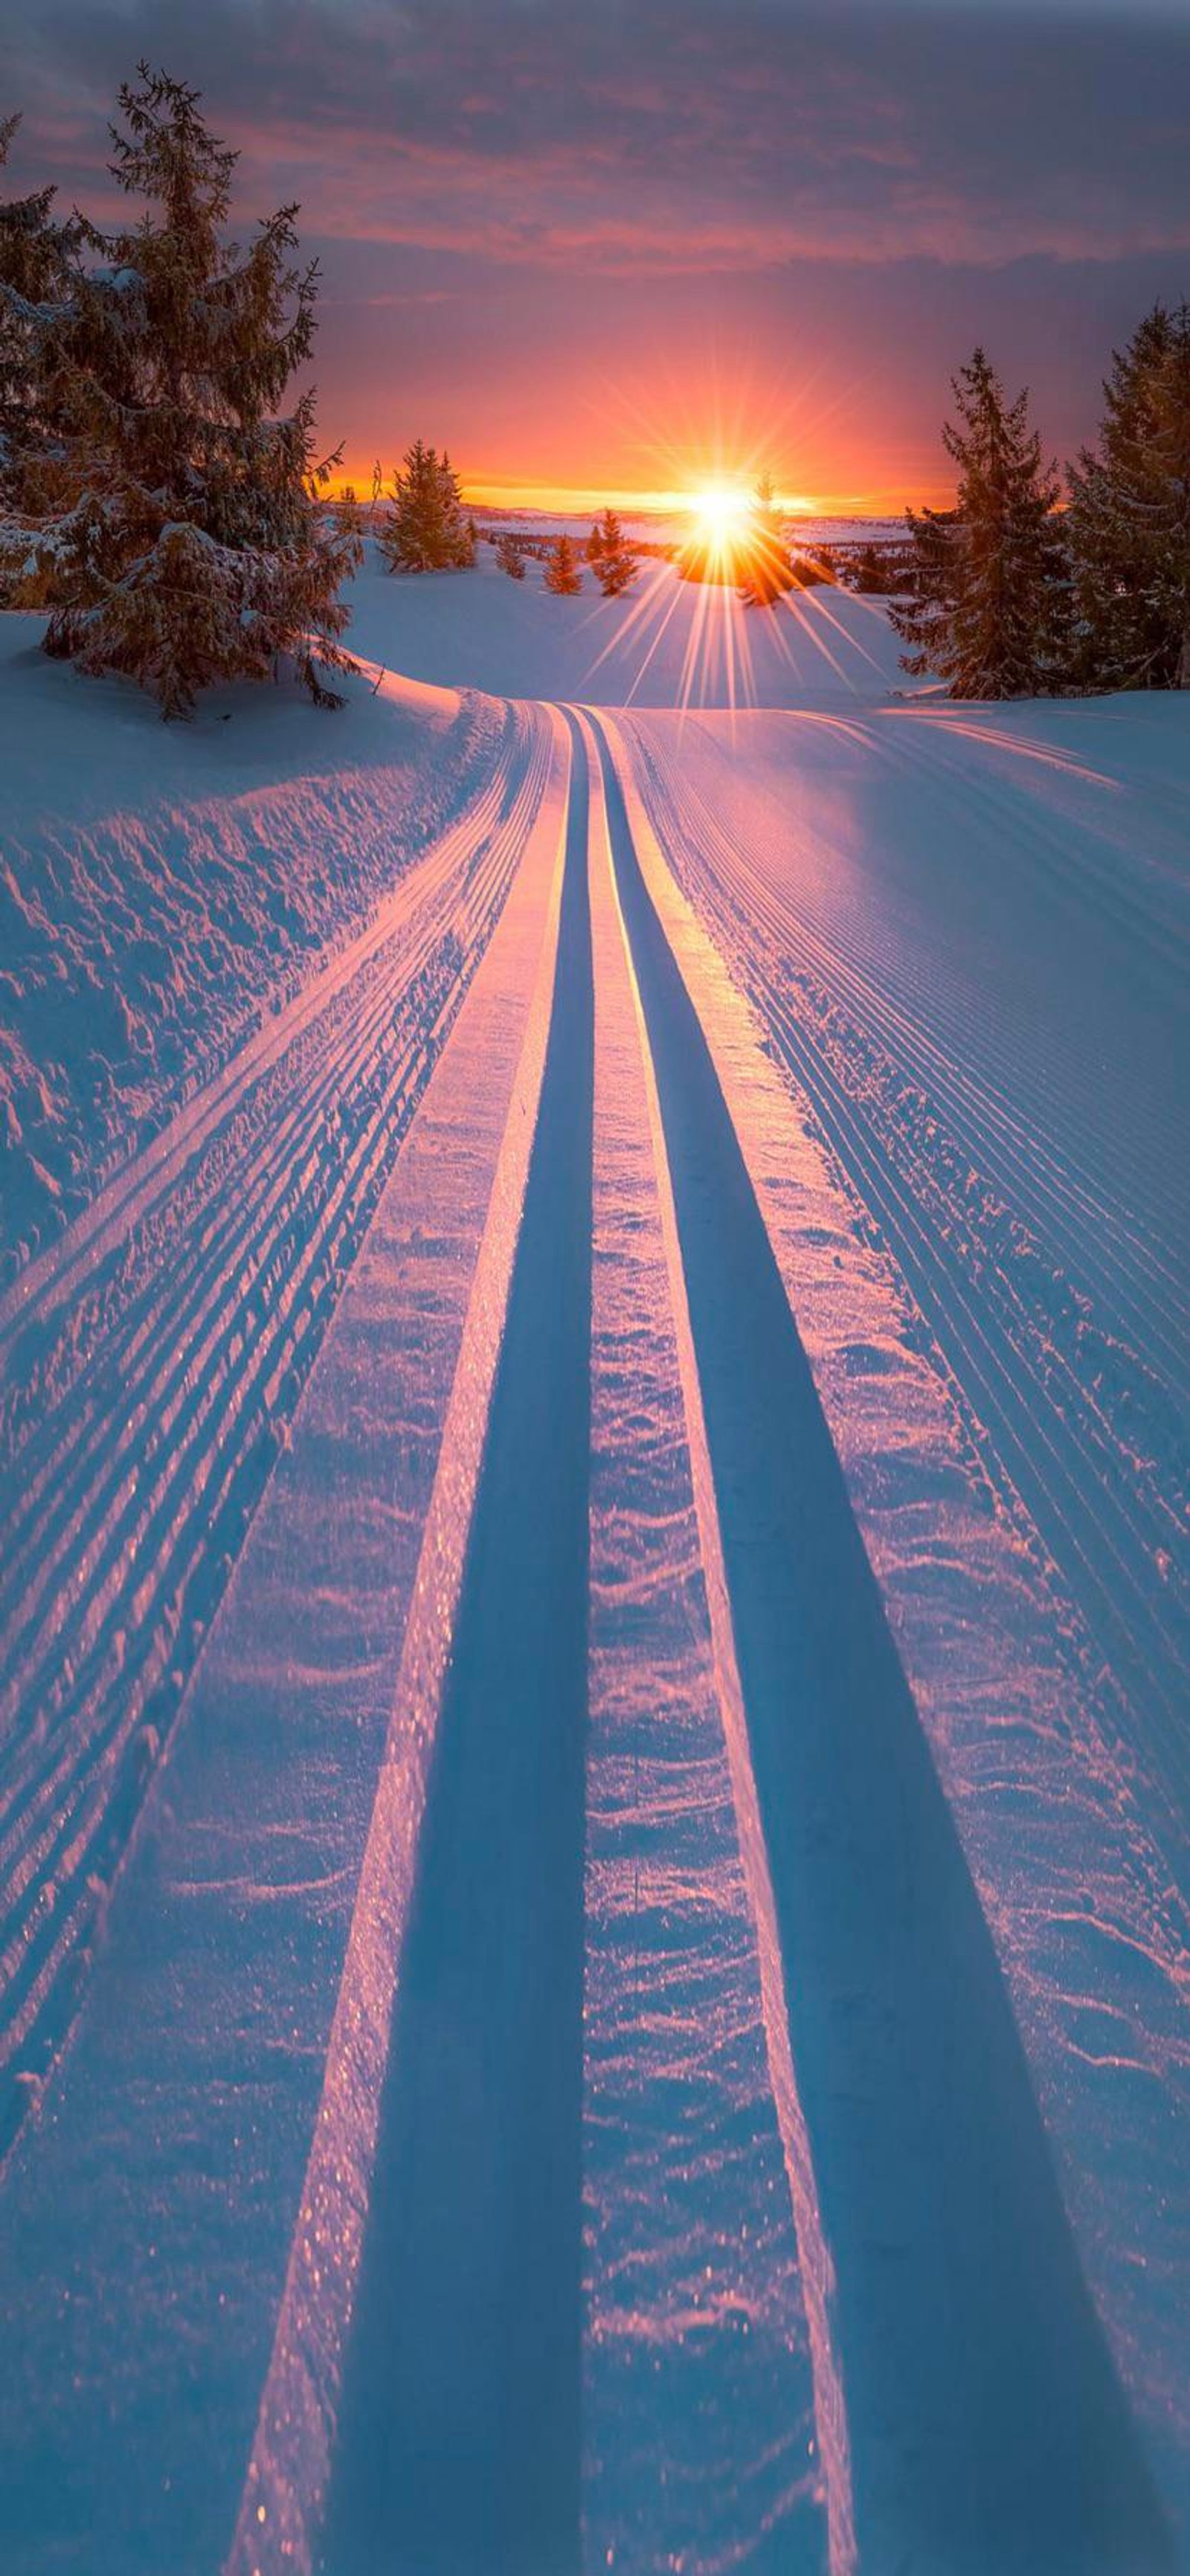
[
  {"left": 601, "top": 709, "right": 1190, "bottom": 2560},
  {"left": 618, "top": 695, "right": 1190, "bottom": 1843},
  {"left": 0, "top": 687, "right": 555, "bottom": 2165},
  {"left": 582, "top": 723, "right": 835, "bottom": 2572},
  {"left": 0, "top": 614, "right": 499, "bottom": 1269},
  {"left": 343, "top": 542, "right": 908, "bottom": 710},
  {"left": 0, "top": 562, "right": 1187, "bottom": 2575},
  {"left": 0, "top": 727, "right": 571, "bottom": 2575}
]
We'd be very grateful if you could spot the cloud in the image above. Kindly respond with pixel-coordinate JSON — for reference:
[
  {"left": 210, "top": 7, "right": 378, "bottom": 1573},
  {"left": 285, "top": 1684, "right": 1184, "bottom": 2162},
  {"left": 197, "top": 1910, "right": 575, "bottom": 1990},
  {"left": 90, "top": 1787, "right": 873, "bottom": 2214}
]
[
  {"left": 6, "top": 0, "right": 1190, "bottom": 275},
  {"left": 4, "top": 2, "right": 1187, "bottom": 501}
]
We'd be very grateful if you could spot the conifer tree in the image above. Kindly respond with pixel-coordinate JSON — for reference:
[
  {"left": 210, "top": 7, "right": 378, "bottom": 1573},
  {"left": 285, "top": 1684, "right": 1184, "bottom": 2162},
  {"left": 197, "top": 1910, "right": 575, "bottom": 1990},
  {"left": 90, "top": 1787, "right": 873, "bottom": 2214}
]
[
  {"left": 333, "top": 483, "right": 364, "bottom": 542},
  {"left": 0, "top": 113, "right": 85, "bottom": 590},
  {"left": 378, "top": 438, "right": 443, "bottom": 572},
  {"left": 788, "top": 550, "right": 832, "bottom": 589},
  {"left": 544, "top": 532, "right": 583, "bottom": 595},
  {"left": 1067, "top": 303, "right": 1190, "bottom": 690},
  {"left": 440, "top": 452, "right": 476, "bottom": 565},
  {"left": 892, "top": 348, "right": 1068, "bottom": 698},
  {"left": 379, "top": 439, "right": 475, "bottom": 571},
  {"left": 0, "top": 68, "right": 361, "bottom": 715},
  {"left": 739, "top": 470, "right": 793, "bottom": 606},
  {"left": 852, "top": 542, "right": 889, "bottom": 594},
  {"left": 495, "top": 532, "right": 526, "bottom": 579},
  {"left": 588, "top": 506, "right": 637, "bottom": 597}
]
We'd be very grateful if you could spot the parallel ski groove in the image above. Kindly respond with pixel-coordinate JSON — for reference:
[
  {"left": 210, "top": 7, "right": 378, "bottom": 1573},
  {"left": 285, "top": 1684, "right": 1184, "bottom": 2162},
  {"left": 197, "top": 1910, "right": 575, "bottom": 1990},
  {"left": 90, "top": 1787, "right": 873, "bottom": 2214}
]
[
  {"left": 623, "top": 723, "right": 1190, "bottom": 1825},
  {"left": 590, "top": 709, "right": 1171, "bottom": 2576},
  {"left": 581, "top": 710, "right": 852, "bottom": 2576},
  {"left": 0, "top": 707, "right": 553, "bottom": 2138},
  {"left": 225, "top": 716, "right": 573, "bottom": 2576}
]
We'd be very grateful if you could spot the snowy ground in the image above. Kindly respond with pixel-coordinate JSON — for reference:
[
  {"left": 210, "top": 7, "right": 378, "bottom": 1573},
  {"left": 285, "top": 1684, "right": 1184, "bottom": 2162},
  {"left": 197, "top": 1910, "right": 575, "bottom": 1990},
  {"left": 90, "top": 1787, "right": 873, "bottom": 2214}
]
[
  {"left": 0, "top": 553, "right": 1187, "bottom": 2576},
  {"left": 346, "top": 536, "right": 910, "bottom": 706}
]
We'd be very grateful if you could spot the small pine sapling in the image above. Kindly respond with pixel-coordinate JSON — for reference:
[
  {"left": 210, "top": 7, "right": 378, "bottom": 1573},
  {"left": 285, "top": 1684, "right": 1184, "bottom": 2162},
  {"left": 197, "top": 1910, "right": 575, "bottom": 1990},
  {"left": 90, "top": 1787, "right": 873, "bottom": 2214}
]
[{"left": 544, "top": 533, "right": 583, "bottom": 595}]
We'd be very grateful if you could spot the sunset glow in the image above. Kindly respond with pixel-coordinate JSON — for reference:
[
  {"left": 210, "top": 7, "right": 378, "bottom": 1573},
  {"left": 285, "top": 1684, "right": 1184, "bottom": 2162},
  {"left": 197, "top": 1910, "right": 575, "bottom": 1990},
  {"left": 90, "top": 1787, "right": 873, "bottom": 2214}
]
[
  {"left": 1, "top": 10, "right": 1188, "bottom": 2573},
  {"left": 689, "top": 483, "right": 752, "bottom": 556}
]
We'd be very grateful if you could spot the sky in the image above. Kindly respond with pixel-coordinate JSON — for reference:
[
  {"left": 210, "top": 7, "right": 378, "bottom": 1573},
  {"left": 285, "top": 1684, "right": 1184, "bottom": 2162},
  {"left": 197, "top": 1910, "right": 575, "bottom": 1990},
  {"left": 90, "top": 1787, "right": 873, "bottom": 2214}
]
[{"left": 4, "top": 0, "right": 1189, "bottom": 513}]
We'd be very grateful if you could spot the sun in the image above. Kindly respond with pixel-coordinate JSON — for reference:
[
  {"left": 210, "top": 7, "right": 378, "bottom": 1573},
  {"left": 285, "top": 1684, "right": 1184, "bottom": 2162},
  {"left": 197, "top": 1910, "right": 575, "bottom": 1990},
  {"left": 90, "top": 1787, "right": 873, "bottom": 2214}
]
[{"left": 690, "top": 481, "right": 750, "bottom": 548}]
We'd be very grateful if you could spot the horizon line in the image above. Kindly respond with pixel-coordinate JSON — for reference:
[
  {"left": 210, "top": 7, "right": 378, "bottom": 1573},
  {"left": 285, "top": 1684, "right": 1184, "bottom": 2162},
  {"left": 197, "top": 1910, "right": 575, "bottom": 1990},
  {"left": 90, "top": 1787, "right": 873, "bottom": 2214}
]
[{"left": 329, "top": 472, "right": 939, "bottom": 520}]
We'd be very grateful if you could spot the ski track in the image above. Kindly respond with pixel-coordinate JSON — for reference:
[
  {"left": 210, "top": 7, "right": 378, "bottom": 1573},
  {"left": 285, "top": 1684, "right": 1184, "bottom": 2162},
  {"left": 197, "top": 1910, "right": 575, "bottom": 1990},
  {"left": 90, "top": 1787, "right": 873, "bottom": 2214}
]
[
  {"left": 590, "top": 711, "right": 1174, "bottom": 2576},
  {"left": 316, "top": 707, "right": 594, "bottom": 2576},
  {"left": 619, "top": 710, "right": 1190, "bottom": 1846},
  {"left": 0, "top": 696, "right": 553, "bottom": 2154},
  {"left": 0, "top": 705, "right": 572, "bottom": 2576},
  {"left": 599, "top": 710, "right": 1190, "bottom": 2555},
  {"left": 0, "top": 665, "right": 1186, "bottom": 2575},
  {"left": 581, "top": 713, "right": 835, "bottom": 2576}
]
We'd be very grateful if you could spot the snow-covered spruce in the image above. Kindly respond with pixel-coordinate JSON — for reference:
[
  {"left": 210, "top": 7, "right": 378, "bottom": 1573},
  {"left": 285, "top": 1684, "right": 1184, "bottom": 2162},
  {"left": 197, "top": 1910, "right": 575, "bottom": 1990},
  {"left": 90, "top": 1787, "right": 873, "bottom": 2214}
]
[
  {"left": 494, "top": 532, "right": 527, "bottom": 579},
  {"left": 0, "top": 66, "right": 360, "bottom": 718},
  {"left": 544, "top": 531, "right": 583, "bottom": 594},
  {"left": 892, "top": 347, "right": 1069, "bottom": 699},
  {"left": 0, "top": 113, "right": 84, "bottom": 579},
  {"left": 585, "top": 507, "right": 638, "bottom": 599},
  {"left": 1067, "top": 302, "right": 1190, "bottom": 693},
  {"left": 376, "top": 440, "right": 476, "bottom": 574},
  {"left": 737, "top": 471, "right": 794, "bottom": 607}
]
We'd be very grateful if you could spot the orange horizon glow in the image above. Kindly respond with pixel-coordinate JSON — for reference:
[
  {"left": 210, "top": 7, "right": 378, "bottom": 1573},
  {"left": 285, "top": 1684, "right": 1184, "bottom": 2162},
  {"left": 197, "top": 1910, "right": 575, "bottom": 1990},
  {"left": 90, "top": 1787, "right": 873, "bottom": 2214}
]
[
  {"left": 329, "top": 469, "right": 953, "bottom": 521},
  {"left": 329, "top": 357, "right": 961, "bottom": 523}
]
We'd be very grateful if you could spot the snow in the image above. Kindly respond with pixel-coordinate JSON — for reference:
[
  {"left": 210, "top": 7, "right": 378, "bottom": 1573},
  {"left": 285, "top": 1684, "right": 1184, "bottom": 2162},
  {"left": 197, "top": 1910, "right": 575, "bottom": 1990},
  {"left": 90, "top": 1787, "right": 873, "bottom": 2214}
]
[
  {"left": 472, "top": 507, "right": 904, "bottom": 548},
  {"left": 0, "top": 556, "right": 1187, "bottom": 2575},
  {"left": 583, "top": 725, "right": 834, "bottom": 2571},
  {"left": 600, "top": 707, "right": 1190, "bottom": 2563},
  {"left": 344, "top": 536, "right": 910, "bottom": 707},
  {"left": 0, "top": 611, "right": 495, "bottom": 1266}
]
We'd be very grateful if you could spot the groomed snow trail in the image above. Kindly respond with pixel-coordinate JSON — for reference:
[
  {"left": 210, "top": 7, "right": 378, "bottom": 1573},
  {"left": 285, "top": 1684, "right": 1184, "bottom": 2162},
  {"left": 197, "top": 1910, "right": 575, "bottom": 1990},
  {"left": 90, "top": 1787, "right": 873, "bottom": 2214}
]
[
  {"left": 619, "top": 707, "right": 1189, "bottom": 1843},
  {"left": 315, "top": 713, "right": 593, "bottom": 2576},
  {"left": 582, "top": 714, "right": 840, "bottom": 2576},
  {"left": 0, "top": 707, "right": 572, "bottom": 2574},
  {"left": 0, "top": 698, "right": 553, "bottom": 2157},
  {"left": 588, "top": 713, "right": 1172, "bottom": 2576},
  {"left": 0, "top": 658, "right": 1186, "bottom": 2576}
]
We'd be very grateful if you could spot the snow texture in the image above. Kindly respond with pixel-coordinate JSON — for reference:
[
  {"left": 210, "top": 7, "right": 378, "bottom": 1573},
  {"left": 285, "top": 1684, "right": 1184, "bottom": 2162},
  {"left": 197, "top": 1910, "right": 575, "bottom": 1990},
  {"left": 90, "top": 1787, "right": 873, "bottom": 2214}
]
[{"left": 0, "top": 558, "right": 1186, "bottom": 2575}]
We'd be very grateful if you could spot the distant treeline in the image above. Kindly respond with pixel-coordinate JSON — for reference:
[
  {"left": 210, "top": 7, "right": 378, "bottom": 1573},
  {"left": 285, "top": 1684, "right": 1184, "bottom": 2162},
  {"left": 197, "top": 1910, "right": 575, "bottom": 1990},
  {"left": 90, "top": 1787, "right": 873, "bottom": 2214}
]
[{"left": 2, "top": 65, "right": 1186, "bottom": 711}]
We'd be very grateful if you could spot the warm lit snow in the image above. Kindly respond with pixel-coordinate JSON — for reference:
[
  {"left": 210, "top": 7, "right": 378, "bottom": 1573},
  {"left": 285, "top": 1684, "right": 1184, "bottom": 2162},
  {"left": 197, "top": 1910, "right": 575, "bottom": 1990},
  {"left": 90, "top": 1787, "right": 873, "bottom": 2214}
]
[
  {"left": 0, "top": 559, "right": 1186, "bottom": 2576},
  {"left": 345, "top": 536, "right": 910, "bottom": 707}
]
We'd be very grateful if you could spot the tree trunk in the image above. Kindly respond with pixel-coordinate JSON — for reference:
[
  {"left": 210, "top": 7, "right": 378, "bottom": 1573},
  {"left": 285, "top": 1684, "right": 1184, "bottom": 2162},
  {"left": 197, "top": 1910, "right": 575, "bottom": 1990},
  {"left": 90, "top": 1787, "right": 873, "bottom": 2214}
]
[{"left": 1177, "top": 596, "right": 1190, "bottom": 689}]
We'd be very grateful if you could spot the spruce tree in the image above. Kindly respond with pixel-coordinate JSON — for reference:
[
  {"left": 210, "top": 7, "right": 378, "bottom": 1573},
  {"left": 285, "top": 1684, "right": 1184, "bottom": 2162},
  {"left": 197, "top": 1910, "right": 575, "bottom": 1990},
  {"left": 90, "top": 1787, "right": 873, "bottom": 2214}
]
[
  {"left": 380, "top": 440, "right": 475, "bottom": 571},
  {"left": 1067, "top": 303, "right": 1190, "bottom": 690},
  {"left": 892, "top": 348, "right": 1068, "bottom": 698},
  {"left": 0, "top": 113, "right": 86, "bottom": 592},
  {"left": 379, "top": 438, "right": 444, "bottom": 571},
  {"left": 588, "top": 506, "right": 637, "bottom": 598},
  {"left": 852, "top": 542, "right": 889, "bottom": 595},
  {"left": 544, "top": 533, "right": 583, "bottom": 595},
  {"left": 0, "top": 68, "right": 360, "bottom": 716},
  {"left": 739, "top": 470, "right": 792, "bottom": 606},
  {"left": 495, "top": 533, "right": 526, "bottom": 579},
  {"left": 333, "top": 483, "right": 364, "bottom": 542}
]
